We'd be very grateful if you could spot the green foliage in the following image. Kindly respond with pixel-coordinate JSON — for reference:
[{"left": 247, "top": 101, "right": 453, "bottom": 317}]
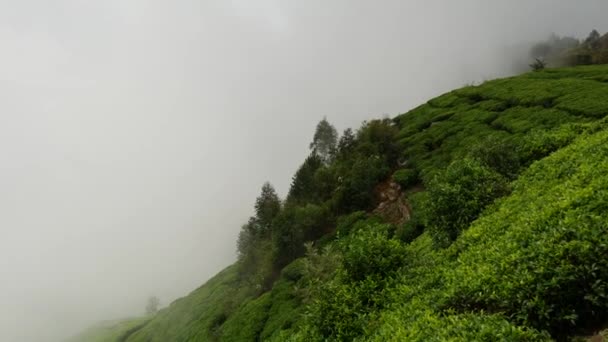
[
  {"left": 490, "top": 107, "right": 580, "bottom": 135},
  {"left": 469, "top": 135, "right": 521, "bottom": 179},
  {"left": 395, "top": 191, "right": 429, "bottom": 243},
  {"left": 328, "top": 119, "right": 400, "bottom": 213},
  {"left": 300, "top": 243, "right": 342, "bottom": 287},
  {"left": 258, "top": 278, "right": 303, "bottom": 341},
  {"left": 425, "top": 158, "right": 509, "bottom": 246},
  {"left": 301, "top": 223, "right": 407, "bottom": 341},
  {"left": 371, "top": 311, "right": 549, "bottom": 341},
  {"left": 220, "top": 293, "right": 272, "bottom": 341},
  {"left": 311, "top": 165, "right": 337, "bottom": 203},
  {"left": 67, "top": 317, "right": 152, "bottom": 342},
  {"left": 125, "top": 265, "right": 256, "bottom": 342},
  {"left": 392, "top": 168, "right": 418, "bottom": 189},
  {"left": 339, "top": 223, "right": 407, "bottom": 282},
  {"left": 441, "top": 128, "right": 608, "bottom": 336},
  {"left": 335, "top": 211, "right": 369, "bottom": 237},
  {"left": 272, "top": 204, "right": 332, "bottom": 269},
  {"left": 397, "top": 215, "right": 425, "bottom": 244},
  {"left": 286, "top": 153, "right": 323, "bottom": 205},
  {"left": 516, "top": 121, "right": 606, "bottom": 164},
  {"left": 336, "top": 128, "right": 356, "bottom": 159},
  {"left": 310, "top": 117, "right": 338, "bottom": 163},
  {"left": 236, "top": 183, "right": 282, "bottom": 287},
  {"left": 355, "top": 118, "right": 400, "bottom": 166},
  {"left": 334, "top": 155, "right": 390, "bottom": 212},
  {"left": 306, "top": 276, "right": 384, "bottom": 341},
  {"left": 280, "top": 258, "right": 307, "bottom": 282},
  {"left": 236, "top": 218, "right": 257, "bottom": 260},
  {"left": 395, "top": 65, "right": 608, "bottom": 183},
  {"left": 366, "top": 126, "right": 608, "bottom": 341},
  {"left": 254, "top": 182, "right": 281, "bottom": 234}
]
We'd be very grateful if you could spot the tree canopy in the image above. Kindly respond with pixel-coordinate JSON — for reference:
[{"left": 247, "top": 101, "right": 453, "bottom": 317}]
[{"left": 309, "top": 118, "right": 338, "bottom": 163}]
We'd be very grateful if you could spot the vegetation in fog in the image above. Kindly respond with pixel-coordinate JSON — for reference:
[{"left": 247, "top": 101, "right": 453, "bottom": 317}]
[
  {"left": 530, "top": 29, "right": 608, "bottom": 67},
  {"left": 77, "top": 63, "right": 608, "bottom": 342}
]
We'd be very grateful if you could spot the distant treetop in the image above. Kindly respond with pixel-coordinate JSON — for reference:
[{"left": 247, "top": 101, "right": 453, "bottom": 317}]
[{"left": 310, "top": 117, "right": 338, "bottom": 164}]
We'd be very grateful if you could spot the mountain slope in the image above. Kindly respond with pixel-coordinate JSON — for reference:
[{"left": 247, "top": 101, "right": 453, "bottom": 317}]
[
  {"left": 77, "top": 64, "right": 608, "bottom": 342},
  {"left": 66, "top": 317, "right": 151, "bottom": 342}
]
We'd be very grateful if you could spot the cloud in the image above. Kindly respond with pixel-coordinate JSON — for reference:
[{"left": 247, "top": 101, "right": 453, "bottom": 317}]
[{"left": 227, "top": 0, "right": 289, "bottom": 33}]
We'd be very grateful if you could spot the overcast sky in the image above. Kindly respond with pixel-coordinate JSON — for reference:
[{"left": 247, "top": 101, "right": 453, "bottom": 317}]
[{"left": 1, "top": 1, "right": 607, "bottom": 341}]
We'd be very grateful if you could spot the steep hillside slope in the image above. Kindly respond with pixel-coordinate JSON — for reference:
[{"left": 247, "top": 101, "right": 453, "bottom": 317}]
[
  {"left": 66, "top": 317, "right": 150, "bottom": 342},
  {"left": 368, "top": 120, "right": 608, "bottom": 340},
  {"left": 76, "top": 64, "right": 608, "bottom": 342}
]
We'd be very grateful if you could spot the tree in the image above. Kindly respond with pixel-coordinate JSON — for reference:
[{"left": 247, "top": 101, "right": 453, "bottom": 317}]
[
  {"left": 336, "top": 155, "right": 390, "bottom": 212},
  {"left": 310, "top": 117, "right": 338, "bottom": 163},
  {"left": 236, "top": 216, "right": 274, "bottom": 287},
  {"left": 237, "top": 218, "right": 258, "bottom": 259},
  {"left": 286, "top": 153, "right": 323, "bottom": 205},
  {"left": 146, "top": 296, "right": 160, "bottom": 315},
  {"left": 336, "top": 128, "right": 356, "bottom": 159},
  {"left": 272, "top": 204, "right": 330, "bottom": 269},
  {"left": 355, "top": 119, "right": 400, "bottom": 166},
  {"left": 529, "top": 58, "right": 546, "bottom": 71},
  {"left": 254, "top": 182, "right": 281, "bottom": 234},
  {"left": 585, "top": 29, "right": 601, "bottom": 49}
]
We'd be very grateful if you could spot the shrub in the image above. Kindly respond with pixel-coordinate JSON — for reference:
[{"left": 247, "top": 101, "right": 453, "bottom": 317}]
[
  {"left": 518, "top": 124, "right": 585, "bottom": 164},
  {"left": 469, "top": 136, "right": 521, "bottom": 179},
  {"left": 426, "top": 158, "right": 509, "bottom": 247},
  {"left": 440, "top": 128, "right": 608, "bottom": 337},
  {"left": 298, "top": 243, "right": 342, "bottom": 301},
  {"left": 396, "top": 191, "right": 429, "bottom": 243},
  {"left": 339, "top": 223, "right": 407, "bottom": 282},
  {"left": 530, "top": 58, "right": 547, "bottom": 71},
  {"left": 298, "top": 223, "right": 408, "bottom": 341},
  {"left": 373, "top": 311, "right": 550, "bottom": 341},
  {"left": 281, "top": 259, "right": 307, "bottom": 282},
  {"left": 307, "top": 277, "right": 376, "bottom": 341},
  {"left": 393, "top": 168, "right": 419, "bottom": 189},
  {"left": 398, "top": 216, "right": 425, "bottom": 244},
  {"left": 220, "top": 293, "right": 272, "bottom": 341},
  {"left": 335, "top": 211, "right": 382, "bottom": 238}
]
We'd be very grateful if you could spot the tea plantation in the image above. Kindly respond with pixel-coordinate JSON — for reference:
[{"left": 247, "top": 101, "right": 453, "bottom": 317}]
[{"left": 75, "top": 64, "right": 608, "bottom": 341}]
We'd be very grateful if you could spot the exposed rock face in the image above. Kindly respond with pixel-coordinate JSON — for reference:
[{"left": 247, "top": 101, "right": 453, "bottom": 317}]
[{"left": 373, "top": 179, "right": 411, "bottom": 225}]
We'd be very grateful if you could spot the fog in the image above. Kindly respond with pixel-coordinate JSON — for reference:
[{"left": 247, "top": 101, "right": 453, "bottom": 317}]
[{"left": 0, "top": 1, "right": 606, "bottom": 341}]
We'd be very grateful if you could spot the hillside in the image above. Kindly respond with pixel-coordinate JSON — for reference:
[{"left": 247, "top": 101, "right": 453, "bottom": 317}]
[
  {"left": 66, "top": 317, "right": 151, "bottom": 342},
  {"left": 76, "top": 64, "right": 608, "bottom": 342}
]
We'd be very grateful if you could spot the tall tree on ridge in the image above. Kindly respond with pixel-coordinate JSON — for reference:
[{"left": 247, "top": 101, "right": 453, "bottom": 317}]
[
  {"left": 254, "top": 182, "right": 281, "bottom": 235},
  {"left": 310, "top": 117, "right": 338, "bottom": 164}
]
